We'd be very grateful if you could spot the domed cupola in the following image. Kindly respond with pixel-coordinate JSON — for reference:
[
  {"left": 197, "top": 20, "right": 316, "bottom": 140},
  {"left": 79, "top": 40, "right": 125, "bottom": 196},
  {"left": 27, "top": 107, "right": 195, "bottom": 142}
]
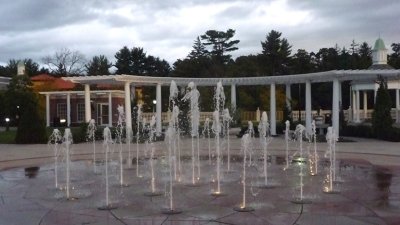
[{"left": 369, "top": 38, "right": 393, "bottom": 69}]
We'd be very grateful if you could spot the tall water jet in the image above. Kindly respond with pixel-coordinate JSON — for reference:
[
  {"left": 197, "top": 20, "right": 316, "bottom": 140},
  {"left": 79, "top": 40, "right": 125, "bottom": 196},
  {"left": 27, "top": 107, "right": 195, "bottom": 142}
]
[
  {"left": 247, "top": 121, "right": 255, "bottom": 166},
  {"left": 48, "top": 129, "right": 62, "bottom": 189},
  {"left": 202, "top": 118, "right": 212, "bottom": 165},
  {"left": 222, "top": 109, "right": 232, "bottom": 171},
  {"left": 144, "top": 116, "right": 162, "bottom": 196},
  {"left": 258, "top": 112, "right": 273, "bottom": 188},
  {"left": 169, "top": 81, "right": 180, "bottom": 180},
  {"left": 233, "top": 133, "right": 254, "bottom": 212},
  {"left": 284, "top": 120, "right": 290, "bottom": 170},
  {"left": 182, "top": 82, "right": 201, "bottom": 184},
  {"left": 162, "top": 124, "right": 182, "bottom": 214},
  {"left": 62, "top": 128, "right": 73, "bottom": 200},
  {"left": 323, "top": 127, "right": 340, "bottom": 194},
  {"left": 211, "top": 81, "right": 225, "bottom": 196},
  {"left": 126, "top": 126, "right": 133, "bottom": 169},
  {"left": 136, "top": 104, "right": 143, "bottom": 177},
  {"left": 291, "top": 124, "right": 312, "bottom": 204},
  {"left": 310, "top": 120, "right": 318, "bottom": 176},
  {"left": 98, "top": 127, "right": 118, "bottom": 210},
  {"left": 87, "top": 119, "right": 97, "bottom": 173},
  {"left": 116, "top": 105, "right": 128, "bottom": 186}
]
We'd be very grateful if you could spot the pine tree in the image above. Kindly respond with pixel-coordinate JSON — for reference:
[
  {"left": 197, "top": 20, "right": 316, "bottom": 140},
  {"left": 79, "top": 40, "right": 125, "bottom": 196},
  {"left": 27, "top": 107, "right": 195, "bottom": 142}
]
[{"left": 372, "top": 76, "right": 393, "bottom": 139}]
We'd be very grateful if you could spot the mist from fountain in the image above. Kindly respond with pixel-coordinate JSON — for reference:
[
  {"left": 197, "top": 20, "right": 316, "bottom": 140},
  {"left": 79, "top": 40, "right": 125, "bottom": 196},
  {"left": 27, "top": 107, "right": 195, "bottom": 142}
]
[
  {"left": 116, "top": 105, "right": 128, "bottom": 186},
  {"left": 310, "top": 120, "right": 318, "bottom": 175},
  {"left": 247, "top": 121, "right": 255, "bottom": 166},
  {"left": 169, "top": 81, "right": 180, "bottom": 181},
  {"left": 284, "top": 120, "right": 290, "bottom": 170},
  {"left": 48, "top": 129, "right": 62, "bottom": 188},
  {"left": 87, "top": 119, "right": 97, "bottom": 173},
  {"left": 324, "top": 127, "right": 340, "bottom": 194}
]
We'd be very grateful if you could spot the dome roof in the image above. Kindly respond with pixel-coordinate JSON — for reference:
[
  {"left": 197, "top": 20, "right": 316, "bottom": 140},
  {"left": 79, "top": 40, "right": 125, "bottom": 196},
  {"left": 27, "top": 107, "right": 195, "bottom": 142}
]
[{"left": 373, "top": 38, "right": 387, "bottom": 51}]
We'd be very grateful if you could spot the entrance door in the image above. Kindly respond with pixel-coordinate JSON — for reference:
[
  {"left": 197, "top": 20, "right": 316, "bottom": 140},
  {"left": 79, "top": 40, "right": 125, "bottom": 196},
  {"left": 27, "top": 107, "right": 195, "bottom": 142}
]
[{"left": 97, "top": 104, "right": 109, "bottom": 126}]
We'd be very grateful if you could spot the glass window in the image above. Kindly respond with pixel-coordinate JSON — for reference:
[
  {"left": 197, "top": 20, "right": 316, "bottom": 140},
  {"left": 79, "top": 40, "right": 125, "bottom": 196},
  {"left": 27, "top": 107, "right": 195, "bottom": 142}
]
[
  {"left": 57, "top": 103, "right": 67, "bottom": 120},
  {"left": 77, "top": 103, "right": 85, "bottom": 122}
]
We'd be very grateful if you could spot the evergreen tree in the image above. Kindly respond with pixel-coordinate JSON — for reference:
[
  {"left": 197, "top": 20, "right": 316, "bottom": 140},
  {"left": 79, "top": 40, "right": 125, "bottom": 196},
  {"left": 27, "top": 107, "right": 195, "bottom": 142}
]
[
  {"left": 260, "top": 30, "right": 292, "bottom": 75},
  {"left": 188, "top": 36, "right": 207, "bottom": 60},
  {"left": 85, "top": 55, "right": 112, "bottom": 75},
  {"left": 115, "top": 46, "right": 132, "bottom": 74},
  {"left": 372, "top": 76, "right": 393, "bottom": 139},
  {"left": 5, "top": 75, "right": 47, "bottom": 143},
  {"left": 388, "top": 43, "right": 400, "bottom": 69},
  {"left": 200, "top": 29, "right": 240, "bottom": 64}
]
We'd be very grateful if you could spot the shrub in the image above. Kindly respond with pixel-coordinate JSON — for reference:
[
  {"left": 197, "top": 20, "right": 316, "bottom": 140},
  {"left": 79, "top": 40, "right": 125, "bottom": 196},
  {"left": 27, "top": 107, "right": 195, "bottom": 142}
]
[{"left": 372, "top": 76, "right": 393, "bottom": 139}]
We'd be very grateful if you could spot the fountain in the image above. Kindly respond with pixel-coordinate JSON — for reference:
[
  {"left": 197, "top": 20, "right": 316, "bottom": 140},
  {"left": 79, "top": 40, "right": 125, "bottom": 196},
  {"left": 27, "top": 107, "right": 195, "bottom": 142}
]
[
  {"left": 211, "top": 81, "right": 226, "bottom": 196},
  {"left": 222, "top": 108, "right": 232, "bottom": 171},
  {"left": 116, "top": 105, "right": 128, "bottom": 187},
  {"left": 234, "top": 133, "right": 255, "bottom": 212},
  {"left": 323, "top": 127, "right": 340, "bottom": 194},
  {"left": 202, "top": 118, "right": 212, "bottom": 165},
  {"left": 126, "top": 126, "right": 133, "bottom": 169},
  {"left": 247, "top": 121, "right": 255, "bottom": 166},
  {"left": 309, "top": 120, "right": 318, "bottom": 176},
  {"left": 62, "top": 128, "right": 73, "bottom": 200},
  {"left": 136, "top": 104, "right": 143, "bottom": 177},
  {"left": 48, "top": 129, "right": 62, "bottom": 189},
  {"left": 144, "top": 116, "right": 163, "bottom": 196},
  {"left": 87, "top": 119, "right": 97, "bottom": 173},
  {"left": 182, "top": 82, "right": 201, "bottom": 185},
  {"left": 258, "top": 111, "right": 274, "bottom": 188},
  {"left": 98, "top": 127, "right": 118, "bottom": 210},
  {"left": 291, "top": 124, "right": 312, "bottom": 204},
  {"left": 284, "top": 120, "right": 290, "bottom": 170}
]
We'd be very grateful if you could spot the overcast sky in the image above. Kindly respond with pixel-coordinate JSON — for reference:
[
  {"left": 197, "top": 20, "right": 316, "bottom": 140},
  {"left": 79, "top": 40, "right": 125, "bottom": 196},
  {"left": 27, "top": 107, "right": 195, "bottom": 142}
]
[{"left": 0, "top": 0, "right": 399, "bottom": 67}]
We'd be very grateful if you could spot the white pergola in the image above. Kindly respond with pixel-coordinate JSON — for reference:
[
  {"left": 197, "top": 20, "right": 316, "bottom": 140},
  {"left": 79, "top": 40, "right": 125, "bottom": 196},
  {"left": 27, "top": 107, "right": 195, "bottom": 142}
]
[{"left": 63, "top": 69, "right": 400, "bottom": 137}]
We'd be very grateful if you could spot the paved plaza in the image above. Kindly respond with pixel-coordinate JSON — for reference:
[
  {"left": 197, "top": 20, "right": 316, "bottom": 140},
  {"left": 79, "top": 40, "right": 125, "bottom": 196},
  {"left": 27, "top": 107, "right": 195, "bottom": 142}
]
[{"left": 0, "top": 134, "right": 399, "bottom": 225}]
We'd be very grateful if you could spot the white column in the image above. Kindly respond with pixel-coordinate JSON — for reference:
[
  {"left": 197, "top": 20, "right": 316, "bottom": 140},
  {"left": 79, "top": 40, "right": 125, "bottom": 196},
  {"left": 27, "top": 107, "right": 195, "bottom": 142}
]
[
  {"left": 270, "top": 83, "right": 276, "bottom": 136},
  {"left": 108, "top": 92, "right": 112, "bottom": 126},
  {"left": 356, "top": 90, "right": 360, "bottom": 123},
  {"left": 156, "top": 83, "right": 162, "bottom": 134},
  {"left": 305, "top": 80, "right": 312, "bottom": 133},
  {"left": 363, "top": 91, "right": 368, "bottom": 120},
  {"left": 124, "top": 82, "right": 132, "bottom": 130},
  {"left": 332, "top": 79, "right": 340, "bottom": 137},
  {"left": 84, "top": 84, "right": 91, "bottom": 122},
  {"left": 66, "top": 93, "right": 71, "bottom": 127},
  {"left": 46, "top": 94, "right": 50, "bottom": 127},
  {"left": 231, "top": 84, "right": 236, "bottom": 112},
  {"left": 285, "top": 84, "right": 291, "bottom": 111},
  {"left": 396, "top": 89, "right": 400, "bottom": 123}
]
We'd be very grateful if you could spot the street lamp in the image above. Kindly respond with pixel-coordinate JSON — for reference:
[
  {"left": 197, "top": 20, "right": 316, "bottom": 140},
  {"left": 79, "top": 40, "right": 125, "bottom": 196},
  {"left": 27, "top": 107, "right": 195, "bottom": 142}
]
[
  {"left": 5, "top": 117, "right": 10, "bottom": 131},
  {"left": 152, "top": 100, "right": 157, "bottom": 113}
]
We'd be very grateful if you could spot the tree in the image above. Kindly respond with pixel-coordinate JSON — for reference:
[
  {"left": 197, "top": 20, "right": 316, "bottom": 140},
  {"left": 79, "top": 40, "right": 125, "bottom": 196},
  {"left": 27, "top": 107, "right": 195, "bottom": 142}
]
[
  {"left": 388, "top": 43, "right": 400, "bottom": 69},
  {"left": 260, "top": 30, "right": 292, "bottom": 75},
  {"left": 85, "top": 55, "right": 112, "bottom": 75},
  {"left": 5, "top": 75, "right": 46, "bottom": 143},
  {"left": 130, "top": 47, "right": 147, "bottom": 74},
  {"left": 188, "top": 36, "right": 207, "bottom": 60},
  {"left": 290, "top": 49, "right": 314, "bottom": 74},
  {"left": 200, "top": 29, "right": 240, "bottom": 64},
  {"left": 42, "top": 48, "right": 86, "bottom": 76},
  {"left": 372, "top": 76, "right": 393, "bottom": 140},
  {"left": 3, "top": 59, "right": 40, "bottom": 77},
  {"left": 115, "top": 46, "right": 132, "bottom": 74},
  {"left": 358, "top": 42, "right": 372, "bottom": 69}
]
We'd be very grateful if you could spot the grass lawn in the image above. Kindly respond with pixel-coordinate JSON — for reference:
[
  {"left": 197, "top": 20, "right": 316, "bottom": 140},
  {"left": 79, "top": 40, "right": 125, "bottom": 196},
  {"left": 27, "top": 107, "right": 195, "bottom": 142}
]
[{"left": 0, "top": 130, "right": 17, "bottom": 144}]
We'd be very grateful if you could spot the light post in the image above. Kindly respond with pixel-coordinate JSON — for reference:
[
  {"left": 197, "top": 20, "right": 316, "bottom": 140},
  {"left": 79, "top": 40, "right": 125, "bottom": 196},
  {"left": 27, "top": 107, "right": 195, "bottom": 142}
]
[
  {"left": 152, "top": 100, "right": 157, "bottom": 114},
  {"left": 5, "top": 118, "right": 10, "bottom": 131}
]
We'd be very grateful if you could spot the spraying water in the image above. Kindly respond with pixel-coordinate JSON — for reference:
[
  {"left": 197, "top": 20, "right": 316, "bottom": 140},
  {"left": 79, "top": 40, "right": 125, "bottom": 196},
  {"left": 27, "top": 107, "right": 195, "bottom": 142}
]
[
  {"left": 87, "top": 119, "right": 97, "bottom": 173},
  {"left": 258, "top": 112, "right": 272, "bottom": 187},
  {"left": 136, "top": 104, "right": 143, "bottom": 177},
  {"left": 211, "top": 81, "right": 225, "bottom": 196},
  {"left": 98, "top": 127, "right": 117, "bottom": 210},
  {"left": 284, "top": 120, "right": 290, "bottom": 170},
  {"left": 233, "top": 133, "right": 254, "bottom": 212},
  {"left": 310, "top": 120, "right": 318, "bottom": 175},
  {"left": 202, "top": 118, "right": 212, "bottom": 165},
  {"left": 247, "top": 121, "right": 255, "bottom": 165},
  {"left": 48, "top": 129, "right": 62, "bottom": 188},
  {"left": 116, "top": 105, "right": 127, "bottom": 186},
  {"left": 182, "top": 82, "right": 201, "bottom": 184},
  {"left": 169, "top": 81, "right": 180, "bottom": 181},
  {"left": 324, "top": 127, "right": 340, "bottom": 193},
  {"left": 144, "top": 116, "right": 162, "bottom": 196},
  {"left": 62, "top": 128, "right": 73, "bottom": 200},
  {"left": 222, "top": 109, "right": 232, "bottom": 171}
]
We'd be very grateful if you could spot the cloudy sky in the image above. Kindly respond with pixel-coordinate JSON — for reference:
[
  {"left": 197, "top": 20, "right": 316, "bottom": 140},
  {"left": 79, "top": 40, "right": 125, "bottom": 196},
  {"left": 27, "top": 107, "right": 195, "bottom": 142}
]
[{"left": 0, "top": 0, "right": 399, "bottom": 66}]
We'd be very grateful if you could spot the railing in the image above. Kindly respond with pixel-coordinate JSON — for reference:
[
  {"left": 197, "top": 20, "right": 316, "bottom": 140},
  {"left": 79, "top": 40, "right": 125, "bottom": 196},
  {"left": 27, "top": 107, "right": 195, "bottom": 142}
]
[{"left": 141, "top": 109, "right": 399, "bottom": 124}]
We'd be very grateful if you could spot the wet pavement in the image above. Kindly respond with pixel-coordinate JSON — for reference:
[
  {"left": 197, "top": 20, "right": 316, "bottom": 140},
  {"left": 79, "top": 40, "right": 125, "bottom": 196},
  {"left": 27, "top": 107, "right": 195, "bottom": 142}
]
[{"left": 0, "top": 136, "right": 400, "bottom": 225}]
